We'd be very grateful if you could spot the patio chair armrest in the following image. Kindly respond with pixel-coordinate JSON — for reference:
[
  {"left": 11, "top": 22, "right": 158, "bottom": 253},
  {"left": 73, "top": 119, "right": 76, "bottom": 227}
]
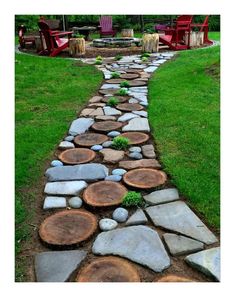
[{"left": 51, "top": 31, "right": 73, "bottom": 37}]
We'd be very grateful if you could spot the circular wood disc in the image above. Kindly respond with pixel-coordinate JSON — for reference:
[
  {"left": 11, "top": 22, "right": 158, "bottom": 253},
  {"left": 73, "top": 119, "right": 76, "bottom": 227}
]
[
  {"left": 83, "top": 181, "right": 128, "bottom": 207},
  {"left": 74, "top": 133, "right": 108, "bottom": 147},
  {"left": 153, "top": 275, "right": 194, "bottom": 282},
  {"left": 125, "top": 69, "right": 143, "bottom": 74},
  {"left": 123, "top": 168, "right": 167, "bottom": 189},
  {"left": 101, "top": 96, "right": 128, "bottom": 104},
  {"left": 92, "top": 121, "right": 123, "bottom": 132},
  {"left": 116, "top": 103, "right": 144, "bottom": 112},
  {"left": 39, "top": 210, "right": 97, "bottom": 246},
  {"left": 120, "top": 73, "right": 140, "bottom": 80},
  {"left": 76, "top": 256, "right": 140, "bottom": 282},
  {"left": 59, "top": 148, "right": 96, "bottom": 165},
  {"left": 105, "top": 79, "right": 126, "bottom": 84},
  {"left": 128, "top": 80, "right": 147, "bottom": 87},
  {"left": 99, "top": 89, "right": 117, "bottom": 95},
  {"left": 120, "top": 132, "right": 149, "bottom": 144}
]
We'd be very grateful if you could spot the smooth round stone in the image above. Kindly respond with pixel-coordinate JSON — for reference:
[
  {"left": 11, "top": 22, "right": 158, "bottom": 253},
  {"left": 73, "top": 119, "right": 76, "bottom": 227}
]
[
  {"left": 105, "top": 175, "right": 122, "bottom": 182},
  {"left": 68, "top": 196, "right": 83, "bottom": 208},
  {"left": 112, "top": 207, "right": 129, "bottom": 223},
  {"left": 51, "top": 160, "right": 63, "bottom": 167},
  {"left": 107, "top": 131, "right": 121, "bottom": 138},
  {"left": 91, "top": 145, "right": 103, "bottom": 151},
  {"left": 112, "top": 169, "right": 127, "bottom": 176},
  {"left": 129, "top": 152, "right": 143, "bottom": 160},
  {"left": 102, "top": 141, "right": 113, "bottom": 148},
  {"left": 129, "top": 146, "right": 141, "bottom": 153},
  {"left": 64, "top": 135, "right": 74, "bottom": 142},
  {"left": 99, "top": 218, "right": 118, "bottom": 231}
]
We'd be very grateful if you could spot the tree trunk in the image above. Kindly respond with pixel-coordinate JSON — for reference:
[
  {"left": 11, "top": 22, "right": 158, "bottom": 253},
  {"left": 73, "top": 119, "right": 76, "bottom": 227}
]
[
  {"left": 142, "top": 33, "right": 159, "bottom": 53},
  {"left": 69, "top": 38, "right": 86, "bottom": 56}
]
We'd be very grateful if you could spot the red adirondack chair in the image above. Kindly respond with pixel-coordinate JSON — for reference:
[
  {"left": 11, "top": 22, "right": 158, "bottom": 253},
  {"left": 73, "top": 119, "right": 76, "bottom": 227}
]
[
  {"left": 38, "top": 19, "right": 73, "bottom": 57},
  {"left": 159, "top": 15, "right": 193, "bottom": 50},
  {"left": 18, "top": 25, "right": 36, "bottom": 49},
  {"left": 99, "top": 16, "right": 117, "bottom": 38},
  {"left": 191, "top": 15, "right": 213, "bottom": 44}
]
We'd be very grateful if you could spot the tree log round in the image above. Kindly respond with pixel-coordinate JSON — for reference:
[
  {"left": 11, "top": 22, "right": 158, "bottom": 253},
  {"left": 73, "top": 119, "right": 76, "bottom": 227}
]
[
  {"left": 121, "top": 29, "right": 134, "bottom": 38},
  {"left": 74, "top": 133, "right": 108, "bottom": 147},
  {"left": 128, "top": 80, "right": 147, "bottom": 87},
  {"left": 153, "top": 275, "right": 195, "bottom": 282},
  {"left": 83, "top": 181, "right": 128, "bottom": 207},
  {"left": 92, "top": 121, "right": 123, "bottom": 132},
  {"left": 101, "top": 96, "right": 128, "bottom": 103},
  {"left": 39, "top": 210, "right": 97, "bottom": 246},
  {"left": 69, "top": 38, "right": 86, "bottom": 56},
  {"left": 120, "top": 132, "right": 149, "bottom": 144},
  {"left": 116, "top": 103, "right": 143, "bottom": 112},
  {"left": 58, "top": 148, "right": 96, "bottom": 165},
  {"left": 120, "top": 73, "right": 140, "bottom": 80},
  {"left": 99, "top": 89, "right": 117, "bottom": 95},
  {"left": 123, "top": 168, "right": 167, "bottom": 189},
  {"left": 76, "top": 256, "right": 140, "bottom": 282}
]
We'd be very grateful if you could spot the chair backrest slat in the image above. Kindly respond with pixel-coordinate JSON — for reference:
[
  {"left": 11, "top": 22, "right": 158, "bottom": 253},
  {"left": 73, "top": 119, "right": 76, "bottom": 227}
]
[{"left": 100, "top": 16, "right": 112, "bottom": 32}]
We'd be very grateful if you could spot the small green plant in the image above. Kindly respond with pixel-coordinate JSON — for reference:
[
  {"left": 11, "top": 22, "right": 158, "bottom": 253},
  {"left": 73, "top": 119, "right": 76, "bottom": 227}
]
[
  {"left": 95, "top": 55, "right": 103, "bottom": 65},
  {"left": 122, "top": 191, "right": 143, "bottom": 207},
  {"left": 120, "top": 81, "right": 130, "bottom": 88},
  {"left": 116, "top": 88, "right": 128, "bottom": 96},
  {"left": 111, "top": 72, "right": 120, "bottom": 78},
  {"left": 96, "top": 55, "right": 103, "bottom": 61},
  {"left": 95, "top": 60, "right": 102, "bottom": 65},
  {"left": 112, "top": 136, "right": 129, "bottom": 150},
  {"left": 115, "top": 54, "right": 123, "bottom": 61},
  {"left": 107, "top": 97, "right": 119, "bottom": 107},
  {"left": 141, "top": 56, "right": 149, "bottom": 62},
  {"left": 72, "top": 33, "right": 85, "bottom": 39},
  {"left": 141, "top": 52, "right": 151, "bottom": 58}
]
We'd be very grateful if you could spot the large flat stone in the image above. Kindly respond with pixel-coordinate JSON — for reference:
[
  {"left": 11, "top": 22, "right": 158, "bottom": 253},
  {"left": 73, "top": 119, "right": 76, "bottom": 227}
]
[
  {"left": 119, "top": 159, "right": 161, "bottom": 170},
  {"left": 92, "top": 225, "right": 170, "bottom": 272},
  {"left": 43, "top": 196, "right": 67, "bottom": 210},
  {"left": 126, "top": 209, "right": 148, "bottom": 226},
  {"left": 122, "top": 118, "right": 150, "bottom": 132},
  {"left": 103, "top": 106, "right": 122, "bottom": 116},
  {"left": 163, "top": 233, "right": 204, "bottom": 256},
  {"left": 146, "top": 201, "right": 218, "bottom": 244},
  {"left": 132, "top": 110, "right": 148, "bottom": 117},
  {"left": 143, "top": 188, "right": 179, "bottom": 205},
  {"left": 101, "top": 84, "right": 120, "bottom": 89},
  {"left": 69, "top": 118, "right": 94, "bottom": 136},
  {"left": 141, "top": 144, "right": 156, "bottom": 158},
  {"left": 44, "top": 181, "right": 88, "bottom": 195},
  {"left": 35, "top": 250, "right": 87, "bottom": 282},
  {"left": 45, "top": 163, "right": 109, "bottom": 182},
  {"left": 117, "top": 113, "right": 140, "bottom": 122},
  {"left": 185, "top": 247, "right": 220, "bottom": 281},
  {"left": 100, "top": 149, "right": 125, "bottom": 164}
]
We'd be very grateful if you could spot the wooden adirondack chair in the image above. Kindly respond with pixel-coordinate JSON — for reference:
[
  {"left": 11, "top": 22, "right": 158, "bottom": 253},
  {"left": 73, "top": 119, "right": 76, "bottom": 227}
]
[
  {"left": 159, "top": 15, "right": 193, "bottom": 50},
  {"left": 18, "top": 25, "right": 36, "bottom": 48},
  {"left": 38, "top": 19, "right": 73, "bottom": 57},
  {"left": 99, "top": 16, "right": 117, "bottom": 38},
  {"left": 191, "top": 16, "right": 213, "bottom": 44}
]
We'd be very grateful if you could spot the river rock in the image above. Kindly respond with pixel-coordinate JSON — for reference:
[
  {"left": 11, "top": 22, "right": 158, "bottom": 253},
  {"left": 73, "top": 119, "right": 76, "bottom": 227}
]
[
  {"left": 102, "top": 141, "right": 113, "bottom": 148},
  {"left": 105, "top": 175, "right": 122, "bottom": 182},
  {"left": 68, "top": 196, "right": 83, "bottom": 208},
  {"left": 64, "top": 136, "right": 74, "bottom": 142},
  {"left": 112, "top": 207, "right": 129, "bottom": 222},
  {"left": 107, "top": 131, "right": 121, "bottom": 137},
  {"left": 51, "top": 160, "right": 63, "bottom": 167},
  {"left": 99, "top": 218, "right": 118, "bottom": 231},
  {"left": 129, "top": 146, "right": 142, "bottom": 153},
  {"left": 142, "top": 144, "right": 156, "bottom": 158},
  {"left": 112, "top": 168, "right": 127, "bottom": 176},
  {"left": 129, "top": 152, "right": 143, "bottom": 160},
  {"left": 91, "top": 144, "right": 103, "bottom": 151},
  {"left": 58, "top": 141, "right": 75, "bottom": 150}
]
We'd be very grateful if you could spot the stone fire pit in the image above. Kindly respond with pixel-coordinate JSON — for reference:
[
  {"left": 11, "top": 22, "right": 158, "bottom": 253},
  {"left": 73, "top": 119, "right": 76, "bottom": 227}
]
[{"left": 93, "top": 38, "right": 141, "bottom": 48}]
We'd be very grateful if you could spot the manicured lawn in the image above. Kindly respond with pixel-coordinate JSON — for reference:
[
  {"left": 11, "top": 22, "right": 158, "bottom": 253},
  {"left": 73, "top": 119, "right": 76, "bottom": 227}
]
[
  {"left": 15, "top": 54, "right": 102, "bottom": 279},
  {"left": 148, "top": 35, "right": 220, "bottom": 229}
]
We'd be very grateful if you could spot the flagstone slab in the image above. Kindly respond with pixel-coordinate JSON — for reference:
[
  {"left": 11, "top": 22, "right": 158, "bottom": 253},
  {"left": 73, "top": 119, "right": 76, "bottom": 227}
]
[
  {"left": 44, "top": 181, "right": 88, "bottom": 195},
  {"left": 96, "top": 115, "right": 117, "bottom": 121},
  {"left": 69, "top": 118, "right": 94, "bottom": 136},
  {"left": 58, "top": 141, "right": 75, "bottom": 150},
  {"left": 132, "top": 110, "right": 148, "bottom": 117},
  {"left": 185, "top": 247, "right": 220, "bottom": 281},
  {"left": 43, "top": 196, "right": 67, "bottom": 210},
  {"left": 45, "top": 163, "right": 109, "bottom": 182},
  {"left": 143, "top": 188, "right": 179, "bottom": 205},
  {"left": 119, "top": 159, "right": 161, "bottom": 170},
  {"left": 92, "top": 225, "right": 170, "bottom": 272},
  {"left": 163, "top": 233, "right": 204, "bottom": 256},
  {"left": 89, "top": 96, "right": 103, "bottom": 103},
  {"left": 101, "top": 84, "right": 120, "bottom": 89},
  {"left": 89, "top": 108, "right": 104, "bottom": 116},
  {"left": 35, "top": 250, "right": 87, "bottom": 282},
  {"left": 141, "top": 144, "right": 156, "bottom": 158},
  {"left": 103, "top": 106, "right": 122, "bottom": 116},
  {"left": 100, "top": 148, "right": 125, "bottom": 164},
  {"left": 117, "top": 113, "right": 140, "bottom": 122},
  {"left": 145, "top": 201, "right": 218, "bottom": 244},
  {"left": 80, "top": 108, "right": 95, "bottom": 116},
  {"left": 126, "top": 209, "right": 148, "bottom": 226},
  {"left": 144, "top": 66, "right": 158, "bottom": 73},
  {"left": 122, "top": 118, "right": 150, "bottom": 132}
]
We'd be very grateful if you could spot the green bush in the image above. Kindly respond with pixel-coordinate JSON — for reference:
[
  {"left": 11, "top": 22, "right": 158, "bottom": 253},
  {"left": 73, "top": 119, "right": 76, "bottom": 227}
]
[
  {"left": 115, "top": 54, "right": 123, "bottom": 61},
  {"left": 112, "top": 136, "right": 129, "bottom": 150},
  {"left": 107, "top": 97, "right": 119, "bottom": 107},
  {"left": 116, "top": 88, "right": 128, "bottom": 96},
  {"left": 122, "top": 191, "right": 143, "bottom": 207},
  {"left": 111, "top": 72, "right": 120, "bottom": 78},
  {"left": 141, "top": 52, "right": 151, "bottom": 58},
  {"left": 120, "top": 81, "right": 130, "bottom": 88},
  {"left": 141, "top": 57, "right": 149, "bottom": 62}
]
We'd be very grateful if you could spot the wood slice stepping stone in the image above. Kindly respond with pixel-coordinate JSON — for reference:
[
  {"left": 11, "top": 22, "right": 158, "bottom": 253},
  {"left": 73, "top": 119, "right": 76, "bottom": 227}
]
[
  {"left": 123, "top": 168, "right": 167, "bottom": 189},
  {"left": 39, "top": 210, "right": 97, "bottom": 246},
  {"left": 153, "top": 275, "right": 195, "bottom": 282},
  {"left": 128, "top": 80, "right": 147, "bottom": 87},
  {"left": 116, "top": 103, "right": 144, "bottom": 112},
  {"left": 120, "top": 132, "right": 149, "bottom": 144},
  {"left": 99, "top": 89, "right": 117, "bottom": 95},
  {"left": 101, "top": 96, "right": 128, "bottom": 104},
  {"left": 59, "top": 148, "right": 96, "bottom": 165},
  {"left": 120, "top": 73, "right": 140, "bottom": 80},
  {"left": 105, "top": 79, "right": 126, "bottom": 84},
  {"left": 92, "top": 121, "right": 123, "bottom": 132},
  {"left": 76, "top": 256, "right": 140, "bottom": 282},
  {"left": 74, "top": 133, "right": 108, "bottom": 147},
  {"left": 125, "top": 69, "right": 143, "bottom": 74},
  {"left": 83, "top": 181, "right": 128, "bottom": 207}
]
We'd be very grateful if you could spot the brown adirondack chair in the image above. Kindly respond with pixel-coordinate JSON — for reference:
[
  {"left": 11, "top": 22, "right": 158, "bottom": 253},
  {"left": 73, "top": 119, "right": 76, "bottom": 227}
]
[
  {"left": 159, "top": 15, "right": 193, "bottom": 50},
  {"left": 38, "top": 19, "right": 73, "bottom": 57},
  {"left": 191, "top": 16, "right": 213, "bottom": 44},
  {"left": 18, "top": 25, "right": 36, "bottom": 48},
  {"left": 99, "top": 16, "right": 117, "bottom": 38}
]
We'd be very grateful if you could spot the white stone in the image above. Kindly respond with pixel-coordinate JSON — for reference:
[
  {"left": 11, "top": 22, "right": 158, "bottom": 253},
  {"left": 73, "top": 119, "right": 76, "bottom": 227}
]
[
  {"left": 43, "top": 196, "right": 67, "bottom": 210},
  {"left": 99, "top": 218, "right": 118, "bottom": 231},
  {"left": 122, "top": 118, "right": 150, "bottom": 132},
  {"left": 132, "top": 110, "right": 148, "bottom": 117},
  {"left": 44, "top": 181, "right": 87, "bottom": 195},
  {"left": 103, "top": 106, "right": 122, "bottom": 116},
  {"left": 58, "top": 141, "right": 75, "bottom": 150},
  {"left": 144, "top": 188, "right": 179, "bottom": 205},
  {"left": 117, "top": 113, "right": 140, "bottom": 122},
  {"left": 144, "top": 66, "right": 158, "bottom": 73},
  {"left": 69, "top": 118, "right": 94, "bottom": 136},
  {"left": 126, "top": 209, "right": 148, "bottom": 226}
]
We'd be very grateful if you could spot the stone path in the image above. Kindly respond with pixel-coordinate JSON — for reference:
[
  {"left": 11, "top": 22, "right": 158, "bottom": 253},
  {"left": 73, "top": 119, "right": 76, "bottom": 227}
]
[{"left": 34, "top": 52, "right": 220, "bottom": 282}]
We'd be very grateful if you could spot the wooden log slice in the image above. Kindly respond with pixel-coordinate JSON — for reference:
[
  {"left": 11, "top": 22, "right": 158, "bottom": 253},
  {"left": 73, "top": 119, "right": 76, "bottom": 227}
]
[
  {"left": 76, "top": 256, "right": 140, "bottom": 282},
  {"left": 83, "top": 181, "right": 128, "bottom": 207},
  {"left": 92, "top": 121, "right": 123, "bottom": 132},
  {"left": 123, "top": 168, "right": 167, "bottom": 189},
  {"left": 101, "top": 96, "right": 128, "bottom": 104},
  {"left": 58, "top": 148, "right": 96, "bottom": 165},
  {"left": 128, "top": 80, "right": 147, "bottom": 87},
  {"left": 153, "top": 275, "right": 195, "bottom": 282},
  {"left": 125, "top": 69, "right": 143, "bottom": 74},
  {"left": 116, "top": 103, "right": 144, "bottom": 112},
  {"left": 74, "top": 133, "right": 108, "bottom": 147},
  {"left": 39, "top": 210, "right": 97, "bottom": 246},
  {"left": 99, "top": 89, "right": 117, "bottom": 95},
  {"left": 120, "top": 73, "right": 140, "bottom": 80},
  {"left": 105, "top": 79, "right": 126, "bottom": 84},
  {"left": 120, "top": 132, "right": 149, "bottom": 144}
]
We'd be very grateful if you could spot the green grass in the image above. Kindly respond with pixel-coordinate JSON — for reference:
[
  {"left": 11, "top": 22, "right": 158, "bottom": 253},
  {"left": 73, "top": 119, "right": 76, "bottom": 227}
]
[
  {"left": 15, "top": 54, "right": 102, "bottom": 279},
  {"left": 148, "top": 40, "right": 220, "bottom": 230}
]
